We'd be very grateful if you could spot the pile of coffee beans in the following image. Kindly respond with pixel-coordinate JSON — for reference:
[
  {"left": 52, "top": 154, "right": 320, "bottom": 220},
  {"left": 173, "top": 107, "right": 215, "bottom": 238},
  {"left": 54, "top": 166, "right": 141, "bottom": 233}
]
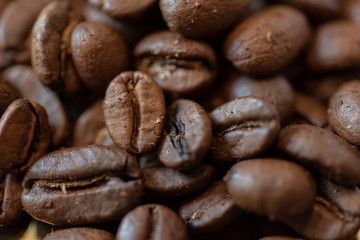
[{"left": 1, "top": 0, "right": 360, "bottom": 239}]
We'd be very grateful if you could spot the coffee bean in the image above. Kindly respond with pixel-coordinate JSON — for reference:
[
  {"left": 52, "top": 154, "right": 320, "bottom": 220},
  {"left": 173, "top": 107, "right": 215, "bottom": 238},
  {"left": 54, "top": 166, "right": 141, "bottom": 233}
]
[
  {"left": 159, "top": 0, "right": 251, "bottom": 38},
  {"left": 2, "top": 65, "right": 70, "bottom": 148},
  {"left": 307, "top": 20, "right": 360, "bottom": 73},
  {"left": 0, "top": 80, "right": 20, "bottom": 115},
  {"left": 22, "top": 145, "right": 144, "bottom": 226},
  {"left": 116, "top": 204, "right": 188, "bottom": 240},
  {"left": 224, "top": 74, "right": 295, "bottom": 123},
  {"left": 0, "top": 173, "right": 23, "bottom": 226},
  {"left": 43, "top": 227, "right": 114, "bottom": 240},
  {"left": 157, "top": 99, "right": 212, "bottom": 170},
  {"left": 224, "top": 158, "right": 316, "bottom": 219},
  {"left": 276, "top": 124, "right": 360, "bottom": 186},
  {"left": 135, "top": 31, "right": 217, "bottom": 95},
  {"left": 281, "top": 199, "right": 360, "bottom": 240},
  {"left": 210, "top": 97, "right": 280, "bottom": 163},
  {"left": 31, "top": 0, "right": 83, "bottom": 93},
  {"left": 104, "top": 71, "right": 166, "bottom": 154},
  {"left": 328, "top": 80, "right": 360, "bottom": 146},
  {"left": 224, "top": 5, "right": 310, "bottom": 75},
  {"left": 71, "top": 21, "right": 128, "bottom": 95},
  {"left": 292, "top": 91, "right": 328, "bottom": 127},
  {"left": 139, "top": 154, "right": 214, "bottom": 199},
  {"left": 179, "top": 180, "right": 241, "bottom": 234},
  {"left": 0, "top": 98, "right": 50, "bottom": 174},
  {"left": 89, "top": 0, "right": 157, "bottom": 20}
]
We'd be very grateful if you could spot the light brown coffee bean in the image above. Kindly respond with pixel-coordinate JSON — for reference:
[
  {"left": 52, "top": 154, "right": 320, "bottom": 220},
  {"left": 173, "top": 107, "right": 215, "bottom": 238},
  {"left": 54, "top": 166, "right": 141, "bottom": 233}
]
[{"left": 104, "top": 71, "right": 166, "bottom": 154}]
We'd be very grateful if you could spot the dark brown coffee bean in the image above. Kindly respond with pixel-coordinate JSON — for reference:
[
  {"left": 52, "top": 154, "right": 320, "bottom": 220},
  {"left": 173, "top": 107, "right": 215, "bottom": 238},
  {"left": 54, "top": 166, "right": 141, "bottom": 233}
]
[
  {"left": 224, "top": 74, "right": 295, "bottom": 123},
  {"left": 159, "top": 0, "right": 251, "bottom": 38},
  {"left": 89, "top": 0, "right": 157, "bottom": 20},
  {"left": 328, "top": 80, "right": 360, "bottom": 146},
  {"left": 259, "top": 237, "right": 304, "bottom": 240},
  {"left": 0, "top": 80, "right": 20, "bottom": 115},
  {"left": 70, "top": 21, "right": 129, "bottom": 95},
  {"left": 307, "top": 21, "right": 360, "bottom": 73},
  {"left": 0, "top": 98, "right": 50, "bottom": 174},
  {"left": 0, "top": 0, "right": 51, "bottom": 69},
  {"left": 273, "top": 0, "right": 341, "bottom": 21},
  {"left": 2, "top": 65, "right": 70, "bottom": 148},
  {"left": 224, "top": 158, "right": 316, "bottom": 219},
  {"left": 22, "top": 145, "right": 144, "bottom": 226},
  {"left": 276, "top": 124, "right": 360, "bottom": 186},
  {"left": 210, "top": 97, "right": 280, "bottom": 163},
  {"left": 281, "top": 200, "right": 360, "bottom": 240},
  {"left": 116, "top": 204, "right": 188, "bottom": 240},
  {"left": 104, "top": 71, "right": 166, "bottom": 154},
  {"left": 157, "top": 99, "right": 212, "bottom": 170},
  {"left": 139, "top": 154, "right": 214, "bottom": 199},
  {"left": 293, "top": 92, "right": 328, "bottom": 127},
  {"left": 43, "top": 227, "right": 114, "bottom": 240},
  {"left": 31, "top": 0, "right": 84, "bottom": 93},
  {"left": 342, "top": 0, "right": 360, "bottom": 25},
  {"left": 0, "top": 173, "right": 23, "bottom": 226},
  {"left": 179, "top": 180, "right": 241, "bottom": 234},
  {"left": 134, "top": 31, "right": 217, "bottom": 95},
  {"left": 224, "top": 5, "right": 310, "bottom": 75}
]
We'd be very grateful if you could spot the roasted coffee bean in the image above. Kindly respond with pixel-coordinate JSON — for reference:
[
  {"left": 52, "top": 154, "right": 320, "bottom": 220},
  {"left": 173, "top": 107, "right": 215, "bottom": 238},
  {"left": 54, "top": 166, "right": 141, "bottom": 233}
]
[
  {"left": 224, "top": 158, "right": 316, "bottom": 219},
  {"left": 89, "top": 0, "right": 157, "bottom": 20},
  {"left": 0, "top": 98, "right": 50, "bottom": 174},
  {"left": 159, "top": 0, "right": 251, "bottom": 39},
  {"left": 0, "top": 173, "right": 23, "bottom": 226},
  {"left": 0, "top": 0, "right": 51, "bottom": 69},
  {"left": 179, "top": 180, "right": 241, "bottom": 234},
  {"left": 224, "top": 5, "right": 310, "bottom": 75},
  {"left": 116, "top": 204, "right": 188, "bottom": 240},
  {"left": 70, "top": 21, "right": 129, "bottom": 94},
  {"left": 104, "top": 71, "right": 166, "bottom": 154},
  {"left": 42, "top": 227, "right": 114, "bottom": 240},
  {"left": 259, "top": 237, "right": 304, "bottom": 240},
  {"left": 22, "top": 145, "right": 144, "bottom": 226},
  {"left": 272, "top": 0, "right": 342, "bottom": 21},
  {"left": 292, "top": 92, "right": 328, "bottom": 127},
  {"left": 342, "top": 0, "right": 360, "bottom": 24},
  {"left": 210, "top": 97, "right": 280, "bottom": 163},
  {"left": 0, "top": 80, "right": 20, "bottom": 115},
  {"left": 157, "top": 99, "right": 212, "bottom": 170},
  {"left": 281, "top": 198, "right": 360, "bottom": 240},
  {"left": 277, "top": 124, "right": 360, "bottom": 186},
  {"left": 139, "top": 154, "right": 214, "bottom": 199},
  {"left": 328, "top": 80, "right": 360, "bottom": 146},
  {"left": 2, "top": 65, "right": 70, "bottom": 148},
  {"left": 224, "top": 74, "right": 295, "bottom": 123},
  {"left": 31, "top": 0, "right": 84, "bottom": 93},
  {"left": 307, "top": 21, "right": 360, "bottom": 73},
  {"left": 135, "top": 31, "right": 217, "bottom": 95}
]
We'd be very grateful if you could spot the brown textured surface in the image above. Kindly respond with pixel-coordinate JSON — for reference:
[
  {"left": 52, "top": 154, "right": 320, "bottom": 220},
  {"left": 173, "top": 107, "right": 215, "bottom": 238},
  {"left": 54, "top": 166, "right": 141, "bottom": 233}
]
[
  {"left": 43, "top": 227, "right": 114, "bottom": 240},
  {"left": 224, "top": 5, "right": 310, "bottom": 75},
  {"left": 157, "top": 99, "right": 212, "bottom": 170},
  {"left": 159, "top": 0, "right": 251, "bottom": 38},
  {"left": 277, "top": 124, "right": 360, "bottom": 186},
  {"left": 224, "top": 158, "right": 316, "bottom": 218},
  {"left": 210, "top": 97, "right": 280, "bottom": 163},
  {"left": 116, "top": 204, "right": 188, "bottom": 240},
  {"left": 22, "top": 145, "right": 144, "bottom": 226},
  {"left": 104, "top": 71, "right": 166, "bottom": 154}
]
